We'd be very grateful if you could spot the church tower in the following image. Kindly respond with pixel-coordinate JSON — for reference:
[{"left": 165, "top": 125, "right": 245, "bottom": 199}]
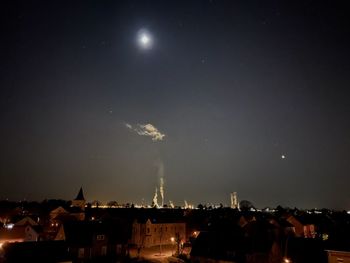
[{"left": 71, "top": 187, "right": 86, "bottom": 211}]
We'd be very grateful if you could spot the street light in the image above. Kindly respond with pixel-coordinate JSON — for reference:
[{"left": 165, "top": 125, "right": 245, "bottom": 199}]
[
  {"left": 170, "top": 237, "right": 175, "bottom": 255},
  {"left": 283, "top": 236, "right": 292, "bottom": 263}
]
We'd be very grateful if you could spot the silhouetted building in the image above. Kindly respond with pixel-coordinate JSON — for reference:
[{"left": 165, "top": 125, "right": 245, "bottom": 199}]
[
  {"left": 191, "top": 229, "right": 245, "bottom": 263},
  {"left": 1, "top": 240, "right": 70, "bottom": 263},
  {"left": 71, "top": 187, "right": 86, "bottom": 212},
  {"left": 55, "top": 220, "right": 130, "bottom": 262},
  {"left": 285, "top": 215, "right": 316, "bottom": 238},
  {"left": 131, "top": 218, "right": 186, "bottom": 248},
  {"left": 327, "top": 250, "right": 350, "bottom": 263}
]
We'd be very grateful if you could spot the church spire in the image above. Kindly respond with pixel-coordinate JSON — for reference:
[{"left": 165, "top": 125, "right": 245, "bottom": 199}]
[
  {"left": 71, "top": 187, "right": 86, "bottom": 214},
  {"left": 75, "top": 187, "right": 85, "bottom": 201}
]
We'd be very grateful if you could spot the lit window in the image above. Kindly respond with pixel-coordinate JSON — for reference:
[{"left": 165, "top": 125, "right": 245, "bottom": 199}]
[{"left": 97, "top": 234, "right": 105, "bottom": 240}]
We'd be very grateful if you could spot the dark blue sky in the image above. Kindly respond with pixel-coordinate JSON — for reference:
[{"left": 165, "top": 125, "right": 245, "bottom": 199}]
[{"left": 1, "top": 0, "right": 350, "bottom": 209}]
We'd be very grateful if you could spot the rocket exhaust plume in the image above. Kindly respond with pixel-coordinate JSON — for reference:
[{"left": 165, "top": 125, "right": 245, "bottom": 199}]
[
  {"left": 152, "top": 187, "right": 158, "bottom": 207},
  {"left": 160, "top": 177, "right": 164, "bottom": 207},
  {"left": 156, "top": 159, "right": 165, "bottom": 207}
]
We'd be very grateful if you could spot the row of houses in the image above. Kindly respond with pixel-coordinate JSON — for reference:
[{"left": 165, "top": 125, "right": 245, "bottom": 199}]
[
  {"left": 0, "top": 188, "right": 188, "bottom": 262},
  {"left": 1, "top": 189, "right": 350, "bottom": 262},
  {"left": 0, "top": 211, "right": 342, "bottom": 263},
  {"left": 0, "top": 217, "right": 186, "bottom": 262}
]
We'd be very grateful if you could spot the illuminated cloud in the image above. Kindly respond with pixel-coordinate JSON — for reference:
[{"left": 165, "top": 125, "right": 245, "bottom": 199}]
[
  {"left": 136, "top": 123, "right": 165, "bottom": 141},
  {"left": 125, "top": 123, "right": 165, "bottom": 142}
]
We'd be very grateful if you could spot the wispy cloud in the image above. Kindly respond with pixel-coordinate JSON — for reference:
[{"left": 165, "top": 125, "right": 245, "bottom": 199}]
[
  {"left": 125, "top": 123, "right": 132, "bottom": 129},
  {"left": 136, "top": 124, "right": 166, "bottom": 141},
  {"left": 125, "top": 123, "right": 165, "bottom": 142}
]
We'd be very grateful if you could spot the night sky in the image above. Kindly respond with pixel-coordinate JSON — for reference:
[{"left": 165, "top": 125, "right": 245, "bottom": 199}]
[{"left": 2, "top": 0, "right": 350, "bottom": 209}]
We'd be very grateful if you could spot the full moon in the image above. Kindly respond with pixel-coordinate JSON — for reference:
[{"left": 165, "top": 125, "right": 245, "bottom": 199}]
[{"left": 137, "top": 29, "right": 153, "bottom": 49}]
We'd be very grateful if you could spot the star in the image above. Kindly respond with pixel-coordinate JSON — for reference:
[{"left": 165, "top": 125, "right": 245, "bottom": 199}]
[{"left": 281, "top": 155, "right": 286, "bottom": 159}]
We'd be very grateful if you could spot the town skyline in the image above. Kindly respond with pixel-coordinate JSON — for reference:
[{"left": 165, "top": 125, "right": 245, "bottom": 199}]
[{"left": 0, "top": 186, "right": 348, "bottom": 212}]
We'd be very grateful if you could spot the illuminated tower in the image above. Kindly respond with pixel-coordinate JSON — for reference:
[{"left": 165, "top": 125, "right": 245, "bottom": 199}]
[{"left": 230, "top": 192, "right": 239, "bottom": 209}]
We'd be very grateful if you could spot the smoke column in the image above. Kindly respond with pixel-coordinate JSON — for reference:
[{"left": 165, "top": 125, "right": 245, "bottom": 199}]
[
  {"left": 160, "top": 177, "right": 164, "bottom": 207},
  {"left": 152, "top": 187, "right": 158, "bottom": 207},
  {"left": 156, "top": 160, "right": 165, "bottom": 207}
]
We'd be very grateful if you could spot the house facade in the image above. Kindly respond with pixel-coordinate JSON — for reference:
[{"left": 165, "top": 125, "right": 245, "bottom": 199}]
[
  {"left": 0, "top": 225, "right": 41, "bottom": 244},
  {"left": 327, "top": 250, "right": 350, "bottom": 263},
  {"left": 131, "top": 218, "right": 186, "bottom": 248},
  {"left": 55, "top": 220, "right": 129, "bottom": 262},
  {"left": 286, "top": 215, "right": 316, "bottom": 238}
]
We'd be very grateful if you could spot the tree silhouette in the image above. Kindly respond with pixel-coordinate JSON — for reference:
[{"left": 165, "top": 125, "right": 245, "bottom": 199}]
[{"left": 239, "top": 200, "right": 255, "bottom": 211}]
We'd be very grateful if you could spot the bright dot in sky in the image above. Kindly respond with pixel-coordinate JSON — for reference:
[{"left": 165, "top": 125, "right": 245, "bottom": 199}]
[
  {"left": 281, "top": 155, "right": 286, "bottom": 159},
  {"left": 141, "top": 34, "right": 150, "bottom": 45},
  {"left": 137, "top": 29, "right": 153, "bottom": 49}
]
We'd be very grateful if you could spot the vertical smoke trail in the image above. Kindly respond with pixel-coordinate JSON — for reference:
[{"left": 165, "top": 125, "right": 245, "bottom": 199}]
[
  {"left": 159, "top": 177, "right": 164, "bottom": 207},
  {"left": 156, "top": 160, "right": 165, "bottom": 207},
  {"left": 153, "top": 160, "right": 164, "bottom": 207},
  {"left": 152, "top": 187, "right": 158, "bottom": 207}
]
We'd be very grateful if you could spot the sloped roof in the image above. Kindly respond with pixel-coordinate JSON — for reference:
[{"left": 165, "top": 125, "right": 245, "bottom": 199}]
[
  {"left": 277, "top": 218, "right": 294, "bottom": 228},
  {"left": 74, "top": 187, "right": 85, "bottom": 201},
  {"left": 67, "top": 206, "right": 84, "bottom": 213},
  {"left": 14, "top": 216, "right": 38, "bottom": 226},
  {"left": 133, "top": 209, "right": 186, "bottom": 224},
  {"left": 142, "top": 217, "right": 186, "bottom": 224},
  {"left": 50, "top": 206, "right": 69, "bottom": 215},
  {"left": 62, "top": 220, "right": 131, "bottom": 246}
]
